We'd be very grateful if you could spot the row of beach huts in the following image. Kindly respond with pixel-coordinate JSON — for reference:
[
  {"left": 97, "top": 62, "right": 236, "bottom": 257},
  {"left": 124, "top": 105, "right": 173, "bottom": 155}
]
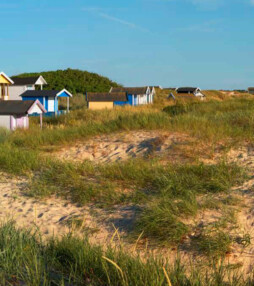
[
  {"left": 0, "top": 72, "right": 72, "bottom": 130},
  {"left": 0, "top": 71, "right": 207, "bottom": 131}
]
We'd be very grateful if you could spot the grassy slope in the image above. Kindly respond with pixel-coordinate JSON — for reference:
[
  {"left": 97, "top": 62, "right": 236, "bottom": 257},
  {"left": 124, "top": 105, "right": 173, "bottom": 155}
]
[{"left": 0, "top": 89, "right": 253, "bottom": 283}]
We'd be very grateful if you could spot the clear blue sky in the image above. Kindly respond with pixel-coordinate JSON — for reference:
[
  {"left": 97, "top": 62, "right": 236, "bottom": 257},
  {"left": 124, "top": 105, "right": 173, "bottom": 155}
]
[{"left": 0, "top": 0, "right": 253, "bottom": 89}]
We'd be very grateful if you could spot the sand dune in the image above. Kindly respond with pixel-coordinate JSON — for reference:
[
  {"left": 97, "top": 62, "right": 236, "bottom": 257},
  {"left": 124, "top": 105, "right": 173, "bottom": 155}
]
[
  {"left": 54, "top": 131, "right": 191, "bottom": 163},
  {"left": 2, "top": 136, "right": 254, "bottom": 273},
  {"left": 0, "top": 173, "right": 112, "bottom": 242}
]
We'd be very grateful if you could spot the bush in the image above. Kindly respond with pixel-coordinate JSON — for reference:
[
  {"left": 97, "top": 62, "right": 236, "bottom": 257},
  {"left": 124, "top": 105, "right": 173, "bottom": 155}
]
[{"left": 13, "top": 68, "right": 120, "bottom": 94}]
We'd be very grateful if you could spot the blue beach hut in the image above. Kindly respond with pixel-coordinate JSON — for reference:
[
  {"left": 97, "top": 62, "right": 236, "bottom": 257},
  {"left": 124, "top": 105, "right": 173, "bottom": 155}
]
[
  {"left": 20, "top": 89, "right": 72, "bottom": 116},
  {"left": 109, "top": 87, "right": 152, "bottom": 106}
]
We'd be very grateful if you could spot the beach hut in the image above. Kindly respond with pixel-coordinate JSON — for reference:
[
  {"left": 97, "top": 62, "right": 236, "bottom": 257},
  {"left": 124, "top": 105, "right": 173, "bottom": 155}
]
[
  {"left": 0, "top": 100, "right": 46, "bottom": 130},
  {"left": 248, "top": 87, "right": 254, "bottom": 95},
  {"left": 109, "top": 87, "right": 152, "bottom": 106},
  {"left": 149, "top": 87, "right": 156, "bottom": 103},
  {"left": 9, "top": 75, "right": 47, "bottom": 100},
  {"left": 154, "top": 85, "right": 163, "bottom": 90},
  {"left": 20, "top": 89, "right": 72, "bottom": 115},
  {"left": 86, "top": 92, "right": 127, "bottom": 110},
  {"left": 176, "top": 87, "right": 205, "bottom": 98},
  {"left": 0, "top": 72, "right": 14, "bottom": 100}
]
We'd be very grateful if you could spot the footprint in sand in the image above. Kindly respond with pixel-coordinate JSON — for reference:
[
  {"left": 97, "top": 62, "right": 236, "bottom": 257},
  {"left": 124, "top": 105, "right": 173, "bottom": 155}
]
[
  {"left": 58, "top": 216, "right": 68, "bottom": 222},
  {"left": 126, "top": 145, "right": 134, "bottom": 153}
]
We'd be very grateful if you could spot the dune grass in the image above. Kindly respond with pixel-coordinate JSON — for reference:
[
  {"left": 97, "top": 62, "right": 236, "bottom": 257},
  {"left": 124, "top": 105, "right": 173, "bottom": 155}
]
[
  {"left": 4, "top": 97, "right": 254, "bottom": 151},
  {"left": 26, "top": 159, "right": 246, "bottom": 202},
  {"left": 194, "top": 229, "right": 232, "bottom": 258},
  {"left": 0, "top": 144, "right": 41, "bottom": 175},
  {"left": 10, "top": 109, "right": 168, "bottom": 149},
  {"left": 22, "top": 158, "right": 246, "bottom": 246},
  {"left": 0, "top": 221, "right": 252, "bottom": 286}
]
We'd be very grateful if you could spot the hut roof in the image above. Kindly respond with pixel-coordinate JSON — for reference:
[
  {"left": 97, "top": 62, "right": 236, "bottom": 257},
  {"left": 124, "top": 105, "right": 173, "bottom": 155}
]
[
  {"left": 110, "top": 87, "right": 149, "bottom": 94},
  {"left": 0, "top": 100, "right": 46, "bottom": 115},
  {"left": 12, "top": 76, "right": 47, "bottom": 86},
  {"left": 20, "top": 89, "right": 72, "bottom": 98},
  {"left": 87, "top": 92, "right": 127, "bottom": 102}
]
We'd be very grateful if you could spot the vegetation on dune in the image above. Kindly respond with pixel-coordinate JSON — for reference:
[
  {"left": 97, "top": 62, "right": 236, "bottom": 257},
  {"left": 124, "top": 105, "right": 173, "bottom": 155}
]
[
  {"left": 131, "top": 162, "right": 246, "bottom": 244},
  {"left": 0, "top": 90, "right": 253, "bottom": 282},
  {"left": 0, "top": 144, "right": 41, "bottom": 175},
  {"left": 10, "top": 108, "right": 169, "bottom": 149},
  {"left": 0, "top": 132, "right": 246, "bottom": 248},
  {"left": 10, "top": 153, "right": 245, "bottom": 246},
  {"left": 167, "top": 89, "right": 251, "bottom": 102},
  {"left": 0, "top": 222, "right": 253, "bottom": 286},
  {"left": 193, "top": 228, "right": 233, "bottom": 258},
  {"left": 13, "top": 68, "right": 121, "bottom": 93},
  {"left": 5, "top": 96, "right": 254, "bottom": 150}
]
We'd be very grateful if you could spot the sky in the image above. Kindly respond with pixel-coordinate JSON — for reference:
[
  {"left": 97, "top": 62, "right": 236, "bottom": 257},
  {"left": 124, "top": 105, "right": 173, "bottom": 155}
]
[{"left": 0, "top": 0, "right": 254, "bottom": 89}]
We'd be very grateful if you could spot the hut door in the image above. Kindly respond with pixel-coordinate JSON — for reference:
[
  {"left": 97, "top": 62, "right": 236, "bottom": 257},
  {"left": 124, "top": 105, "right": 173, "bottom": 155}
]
[{"left": 16, "top": 117, "right": 24, "bottom": 129}]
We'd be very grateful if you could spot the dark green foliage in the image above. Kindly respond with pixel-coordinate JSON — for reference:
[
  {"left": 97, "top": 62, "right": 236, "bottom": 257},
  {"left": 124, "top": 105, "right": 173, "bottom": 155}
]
[{"left": 13, "top": 68, "right": 120, "bottom": 93}]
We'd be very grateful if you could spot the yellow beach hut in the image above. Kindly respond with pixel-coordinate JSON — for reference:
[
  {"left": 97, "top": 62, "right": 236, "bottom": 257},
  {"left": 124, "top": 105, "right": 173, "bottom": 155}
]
[{"left": 0, "top": 72, "right": 14, "bottom": 100}]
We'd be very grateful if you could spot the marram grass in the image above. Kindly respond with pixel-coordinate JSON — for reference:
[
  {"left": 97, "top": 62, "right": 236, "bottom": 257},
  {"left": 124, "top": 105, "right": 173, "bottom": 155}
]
[{"left": 0, "top": 222, "right": 252, "bottom": 286}]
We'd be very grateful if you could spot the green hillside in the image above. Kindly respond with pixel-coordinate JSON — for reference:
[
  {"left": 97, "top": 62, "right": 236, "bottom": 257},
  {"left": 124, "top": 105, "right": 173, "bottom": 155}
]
[{"left": 13, "top": 68, "right": 120, "bottom": 94}]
